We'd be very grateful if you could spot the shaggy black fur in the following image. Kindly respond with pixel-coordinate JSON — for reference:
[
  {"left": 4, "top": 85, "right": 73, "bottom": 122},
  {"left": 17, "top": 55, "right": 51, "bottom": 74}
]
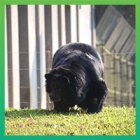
[{"left": 45, "top": 42, "right": 108, "bottom": 113}]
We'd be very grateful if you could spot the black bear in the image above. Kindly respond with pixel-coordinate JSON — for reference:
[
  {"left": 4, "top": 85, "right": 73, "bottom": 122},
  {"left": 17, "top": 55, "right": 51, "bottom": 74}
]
[{"left": 45, "top": 42, "right": 108, "bottom": 113}]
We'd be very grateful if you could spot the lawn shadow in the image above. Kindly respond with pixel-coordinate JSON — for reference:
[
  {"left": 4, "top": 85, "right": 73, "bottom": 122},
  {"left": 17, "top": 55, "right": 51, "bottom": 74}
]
[{"left": 5, "top": 108, "right": 86, "bottom": 118}]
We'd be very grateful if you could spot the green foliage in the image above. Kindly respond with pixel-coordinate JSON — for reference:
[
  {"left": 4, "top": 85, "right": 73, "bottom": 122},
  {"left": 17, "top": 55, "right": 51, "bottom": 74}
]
[{"left": 5, "top": 106, "right": 135, "bottom": 136}]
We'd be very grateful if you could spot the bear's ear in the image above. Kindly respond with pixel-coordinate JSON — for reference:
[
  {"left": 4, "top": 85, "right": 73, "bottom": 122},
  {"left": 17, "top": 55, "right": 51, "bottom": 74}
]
[
  {"left": 62, "top": 76, "right": 70, "bottom": 85},
  {"left": 44, "top": 73, "right": 52, "bottom": 80}
]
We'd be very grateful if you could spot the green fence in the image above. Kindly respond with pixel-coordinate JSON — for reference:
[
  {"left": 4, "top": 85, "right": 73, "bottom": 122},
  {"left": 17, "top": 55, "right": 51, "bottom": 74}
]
[{"left": 97, "top": 44, "right": 135, "bottom": 107}]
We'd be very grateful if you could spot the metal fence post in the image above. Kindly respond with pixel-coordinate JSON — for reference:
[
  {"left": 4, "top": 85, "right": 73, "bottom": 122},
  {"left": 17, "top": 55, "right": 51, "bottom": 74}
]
[
  {"left": 113, "top": 50, "right": 116, "bottom": 106},
  {"left": 119, "top": 56, "right": 123, "bottom": 106}
]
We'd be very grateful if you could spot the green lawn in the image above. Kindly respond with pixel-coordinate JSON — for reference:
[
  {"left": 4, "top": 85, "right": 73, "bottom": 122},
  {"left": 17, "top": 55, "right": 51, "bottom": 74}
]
[{"left": 5, "top": 106, "right": 135, "bottom": 136}]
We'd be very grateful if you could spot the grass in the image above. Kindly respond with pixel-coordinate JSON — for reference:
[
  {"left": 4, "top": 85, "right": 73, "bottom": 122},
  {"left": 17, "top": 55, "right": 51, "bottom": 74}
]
[{"left": 5, "top": 106, "right": 135, "bottom": 136}]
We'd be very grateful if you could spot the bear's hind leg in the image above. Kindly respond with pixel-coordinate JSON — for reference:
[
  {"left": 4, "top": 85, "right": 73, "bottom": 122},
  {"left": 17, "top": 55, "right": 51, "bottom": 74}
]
[
  {"left": 87, "top": 97, "right": 103, "bottom": 113},
  {"left": 87, "top": 80, "right": 108, "bottom": 114}
]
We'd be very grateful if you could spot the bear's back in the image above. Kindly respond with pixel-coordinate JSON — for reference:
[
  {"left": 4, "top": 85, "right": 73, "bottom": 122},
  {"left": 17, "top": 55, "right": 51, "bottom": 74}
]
[{"left": 52, "top": 42, "right": 103, "bottom": 68}]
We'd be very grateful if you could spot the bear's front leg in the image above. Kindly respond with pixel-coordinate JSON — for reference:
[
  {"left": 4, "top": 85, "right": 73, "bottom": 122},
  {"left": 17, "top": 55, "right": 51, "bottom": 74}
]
[{"left": 53, "top": 101, "right": 69, "bottom": 113}]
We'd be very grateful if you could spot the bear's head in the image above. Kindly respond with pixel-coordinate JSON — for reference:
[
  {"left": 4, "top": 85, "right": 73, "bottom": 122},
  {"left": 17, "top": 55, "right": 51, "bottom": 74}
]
[{"left": 44, "top": 67, "right": 76, "bottom": 103}]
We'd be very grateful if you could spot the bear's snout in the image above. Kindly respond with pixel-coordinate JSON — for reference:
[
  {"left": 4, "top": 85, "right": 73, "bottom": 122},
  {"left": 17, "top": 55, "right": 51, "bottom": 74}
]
[{"left": 49, "top": 93, "right": 61, "bottom": 102}]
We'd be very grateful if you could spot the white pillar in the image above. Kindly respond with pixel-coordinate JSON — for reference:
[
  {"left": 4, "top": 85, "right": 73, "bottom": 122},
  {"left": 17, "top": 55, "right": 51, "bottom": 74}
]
[
  {"left": 51, "top": 5, "right": 59, "bottom": 55},
  {"left": 28, "top": 5, "right": 38, "bottom": 109},
  {"left": 38, "top": 5, "right": 46, "bottom": 109},
  {"left": 60, "top": 5, "right": 66, "bottom": 46},
  {"left": 78, "top": 5, "right": 92, "bottom": 44},
  {"left": 11, "top": 5, "right": 20, "bottom": 109},
  {"left": 70, "top": 5, "right": 77, "bottom": 42}
]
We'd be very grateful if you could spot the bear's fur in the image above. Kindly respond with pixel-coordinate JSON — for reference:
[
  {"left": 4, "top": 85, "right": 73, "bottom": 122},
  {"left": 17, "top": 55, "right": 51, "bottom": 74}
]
[{"left": 45, "top": 42, "right": 108, "bottom": 113}]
